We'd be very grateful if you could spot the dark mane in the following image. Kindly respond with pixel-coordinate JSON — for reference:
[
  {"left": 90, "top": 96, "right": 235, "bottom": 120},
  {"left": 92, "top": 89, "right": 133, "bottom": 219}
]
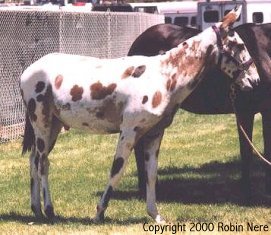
[{"left": 235, "top": 23, "right": 271, "bottom": 83}]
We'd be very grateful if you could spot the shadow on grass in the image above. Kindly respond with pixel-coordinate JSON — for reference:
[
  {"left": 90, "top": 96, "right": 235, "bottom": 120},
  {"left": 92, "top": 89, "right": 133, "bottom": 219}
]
[
  {"left": 0, "top": 212, "right": 146, "bottom": 225},
  {"left": 1, "top": 156, "right": 270, "bottom": 224},
  {"left": 106, "top": 156, "right": 271, "bottom": 206}
]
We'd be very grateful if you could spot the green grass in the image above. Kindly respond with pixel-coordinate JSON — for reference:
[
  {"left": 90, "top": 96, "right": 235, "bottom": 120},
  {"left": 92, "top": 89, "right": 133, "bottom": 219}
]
[{"left": 0, "top": 111, "right": 270, "bottom": 234}]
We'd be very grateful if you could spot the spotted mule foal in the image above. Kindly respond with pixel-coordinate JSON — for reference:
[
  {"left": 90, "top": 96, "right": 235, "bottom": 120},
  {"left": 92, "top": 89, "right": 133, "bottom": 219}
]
[{"left": 20, "top": 6, "right": 259, "bottom": 223}]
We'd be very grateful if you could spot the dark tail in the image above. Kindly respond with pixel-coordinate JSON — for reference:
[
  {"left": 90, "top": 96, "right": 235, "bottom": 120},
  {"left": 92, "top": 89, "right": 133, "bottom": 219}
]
[{"left": 22, "top": 113, "right": 35, "bottom": 155}]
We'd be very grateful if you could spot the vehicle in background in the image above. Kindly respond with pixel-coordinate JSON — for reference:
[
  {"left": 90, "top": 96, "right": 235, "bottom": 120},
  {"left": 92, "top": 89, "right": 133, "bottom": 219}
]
[
  {"left": 92, "top": 3, "right": 133, "bottom": 12},
  {"left": 131, "top": 1, "right": 197, "bottom": 28},
  {"left": 159, "top": 1, "right": 197, "bottom": 27},
  {"left": 198, "top": 0, "right": 271, "bottom": 30},
  {"left": 19, "top": 0, "right": 271, "bottom": 30}
]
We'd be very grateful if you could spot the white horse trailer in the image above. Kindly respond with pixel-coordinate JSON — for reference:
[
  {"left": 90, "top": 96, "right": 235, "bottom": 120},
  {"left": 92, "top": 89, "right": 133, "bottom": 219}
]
[
  {"left": 198, "top": 0, "right": 271, "bottom": 30},
  {"left": 158, "top": 1, "right": 198, "bottom": 27},
  {"left": 130, "top": 1, "right": 197, "bottom": 28}
]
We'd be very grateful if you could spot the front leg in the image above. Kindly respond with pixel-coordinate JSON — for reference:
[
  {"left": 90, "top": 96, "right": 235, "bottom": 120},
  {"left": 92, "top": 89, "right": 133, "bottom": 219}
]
[
  {"left": 94, "top": 128, "right": 136, "bottom": 222},
  {"left": 236, "top": 111, "right": 254, "bottom": 204},
  {"left": 144, "top": 131, "right": 165, "bottom": 223}
]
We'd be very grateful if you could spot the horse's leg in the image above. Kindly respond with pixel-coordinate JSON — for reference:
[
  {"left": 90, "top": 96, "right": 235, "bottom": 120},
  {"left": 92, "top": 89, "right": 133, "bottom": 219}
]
[
  {"left": 261, "top": 111, "right": 271, "bottom": 194},
  {"left": 236, "top": 112, "right": 254, "bottom": 204},
  {"left": 144, "top": 131, "right": 164, "bottom": 223},
  {"left": 94, "top": 127, "right": 136, "bottom": 222},
  {"left": 29, "top": 118, "right": 54, "bottom": 219},
  {"left": 134, "top": 137, "right": 147, "bottom": 198},
  {"left": 41, "top": 116, "right": 63, "bottom": 219},
  {"left": 28, "top": 92, "right": 60, "bottom": 219},
  {"left": 29, "top": 146, "right": 43, "bottom": 218}
]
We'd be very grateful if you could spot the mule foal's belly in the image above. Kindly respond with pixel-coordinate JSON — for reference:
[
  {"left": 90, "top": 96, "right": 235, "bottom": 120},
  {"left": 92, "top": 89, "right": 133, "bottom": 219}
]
[{"left": 54, "top": 99, "right": 123, "bottom": 134}]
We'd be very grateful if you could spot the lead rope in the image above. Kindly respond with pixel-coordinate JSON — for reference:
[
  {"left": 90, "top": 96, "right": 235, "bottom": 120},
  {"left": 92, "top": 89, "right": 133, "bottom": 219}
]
[{"left": 230, "top": 84, "right": 271, "bottom": 166}]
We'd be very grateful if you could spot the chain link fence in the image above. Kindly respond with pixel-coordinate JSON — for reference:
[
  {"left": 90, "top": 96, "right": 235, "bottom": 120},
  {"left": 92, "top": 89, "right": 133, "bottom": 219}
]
[{"left": 0, "top": 7, "right": 164, "bottom": 143}]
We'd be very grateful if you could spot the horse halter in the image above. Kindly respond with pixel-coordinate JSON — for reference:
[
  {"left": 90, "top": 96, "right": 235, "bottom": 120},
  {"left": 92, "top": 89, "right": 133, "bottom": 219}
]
[{"left": 211, "top": 25, "right": 254, "bottom": 81}]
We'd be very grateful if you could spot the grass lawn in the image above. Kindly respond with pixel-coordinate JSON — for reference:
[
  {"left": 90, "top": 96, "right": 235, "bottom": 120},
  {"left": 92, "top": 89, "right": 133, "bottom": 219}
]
[{"left": 0, "top": 111, "right": 270, "bottom": 234}]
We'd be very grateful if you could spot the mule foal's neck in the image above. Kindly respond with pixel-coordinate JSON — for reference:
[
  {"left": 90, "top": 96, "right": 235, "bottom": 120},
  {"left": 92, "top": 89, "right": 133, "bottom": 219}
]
[{"left": 161, "top": 29, "right": 216, "bottom": 83}]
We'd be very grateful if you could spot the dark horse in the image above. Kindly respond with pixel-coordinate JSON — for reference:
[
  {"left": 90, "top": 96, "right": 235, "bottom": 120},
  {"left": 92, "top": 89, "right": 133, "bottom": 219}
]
[{"left": 128, "top": 23, "right": 271, "bottom": 202}]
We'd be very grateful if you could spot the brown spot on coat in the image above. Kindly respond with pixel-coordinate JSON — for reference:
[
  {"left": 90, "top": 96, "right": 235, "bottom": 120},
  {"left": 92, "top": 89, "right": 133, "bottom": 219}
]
[
  {"left": 183, "top": 42, "right": 189, "bottom": 49},
  {"left": 35, "top": 81, "right": 45, "bottom": 93},
  {"left": 132, "top": 65, "right": 146, "bottom": 77},
  {"left": 122, "top": 65, "right": 146, "bottom": 79},
  {"left": 90, "top": 82, "right": 117, "bottom": 100},
  {"left": 152, "top": 91, "right": 162, "bottom": 108},
  {"left": 122, "top": 66, "right": 135, "bottom": 79},
  {"left": 142, "top": 95, "right": 148, "bottom": 104},
  {"left": 70, "top": 85, "right": 84, "bottom": 102},
  {"left": 55, "top": 75, "right": 63, "bottom": 90}
]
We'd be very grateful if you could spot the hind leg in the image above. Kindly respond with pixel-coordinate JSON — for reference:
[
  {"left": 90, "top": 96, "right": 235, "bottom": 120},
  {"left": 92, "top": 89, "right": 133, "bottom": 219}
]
[
  {"left": 38, "top": 116, "right": 63, "bottom": 219},
  {"left": 29, "top": 147, "right": 43, "bottom": 218},
  {"left": 143, "top": 131, "right": 164, "bottom": 223},
  {"left": 29, "top": 120, "right": 53, "bottom": 219},
  {"left": 27, "top": 90, "right": 62, "bottom": 219},
  {"left": 30, "top": 117, "right": 65, "bottom": 218}
]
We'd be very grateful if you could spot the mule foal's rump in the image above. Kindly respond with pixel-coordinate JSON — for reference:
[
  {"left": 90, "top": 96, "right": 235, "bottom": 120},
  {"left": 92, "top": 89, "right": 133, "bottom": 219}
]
[{"left": 20, "top": 6, "right": 258, "bottom": 223}]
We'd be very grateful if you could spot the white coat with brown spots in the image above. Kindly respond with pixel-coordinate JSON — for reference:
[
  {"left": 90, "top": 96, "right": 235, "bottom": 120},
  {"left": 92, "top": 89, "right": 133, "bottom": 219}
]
[{"left": 20, "top": 6, "right": 259, "bottom": 223}]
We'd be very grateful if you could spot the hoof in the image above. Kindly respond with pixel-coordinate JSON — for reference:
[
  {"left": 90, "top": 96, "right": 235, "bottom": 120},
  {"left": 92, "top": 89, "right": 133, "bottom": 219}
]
[
  {"left": 45, "top": 205, "right": 55, "bottom": 219},
  {"left": 93, "top": 212, "right": 105, "bottom": 224},
  {"left": 31, "top": 204, "right": 43, "bottom": 219},
  {"left": 155, "top": 214, "right": 166, "bottom": 224},
  {"left": 94, "top": 205, "right": 105, "bottom": 223}
]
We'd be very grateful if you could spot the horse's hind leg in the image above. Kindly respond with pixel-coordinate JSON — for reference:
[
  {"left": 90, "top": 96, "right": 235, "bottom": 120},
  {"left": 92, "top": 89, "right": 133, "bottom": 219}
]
[
  {"left": 29, "top": 114, "right": 53, "bottom": 218},
  {"left": 29, "top": 147, "right": 43, "bottom": 218},
  {"left": 27, "top": 86, "right": 61, "bottom": 219},
  {"left": 30, "top": 116, "right": 61, "bottom": 219}
]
